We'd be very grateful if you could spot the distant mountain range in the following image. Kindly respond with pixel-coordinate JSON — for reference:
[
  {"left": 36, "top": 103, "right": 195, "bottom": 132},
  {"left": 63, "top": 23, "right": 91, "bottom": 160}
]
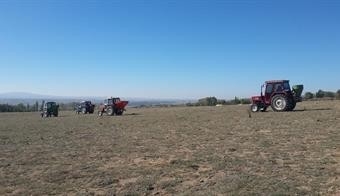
[
  {"left": 0, "top": 92, "right": 194, "bottom": 107},
  {"left": 0, "top": 92, "right": 68, "bottom": 99},
  {"left": 0, "top": 92, "right": 104, "bottom": 100}
]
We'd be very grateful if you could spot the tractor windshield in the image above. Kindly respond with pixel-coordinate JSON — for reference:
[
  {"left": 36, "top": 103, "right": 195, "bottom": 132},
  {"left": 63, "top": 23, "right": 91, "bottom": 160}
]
[
  {"left": 283, "top": 81, "right": 290, "bottom": 90},
  {"left": 46, "top": 102, "right": 56, "bottom": 109}
]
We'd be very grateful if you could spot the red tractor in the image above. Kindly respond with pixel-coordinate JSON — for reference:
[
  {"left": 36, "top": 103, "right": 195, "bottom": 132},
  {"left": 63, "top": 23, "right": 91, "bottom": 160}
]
[
  {"left": 250, "top": 80, "right": 303, "bottom": 112},
  {"left": 98, "top": 97, "right": 129, "bottom": 116}
]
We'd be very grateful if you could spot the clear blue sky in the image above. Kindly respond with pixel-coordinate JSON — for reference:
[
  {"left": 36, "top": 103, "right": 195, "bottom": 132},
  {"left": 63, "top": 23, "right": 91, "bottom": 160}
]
[{"left": 0, "top": 0, "right": 339, "bottom": 99}]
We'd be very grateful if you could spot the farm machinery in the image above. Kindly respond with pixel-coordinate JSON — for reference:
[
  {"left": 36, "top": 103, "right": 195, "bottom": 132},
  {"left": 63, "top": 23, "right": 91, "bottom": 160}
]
[
  {"left": 75, "top": 101, "right": 95, "bottom": 114},
  {"left": 40, "top": 101, "right": 59, "bottom": 117},
  {"left": 98, "top": 97, "right": 128, "bottom": 116},
  {"left": 250, "top": 80, "right": 303, "bottom": 112}
]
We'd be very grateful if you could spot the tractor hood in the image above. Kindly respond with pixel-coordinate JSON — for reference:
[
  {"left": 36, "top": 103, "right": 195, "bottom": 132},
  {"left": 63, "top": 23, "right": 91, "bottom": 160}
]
[{"left": 251, "top": 96, "right": 262, "bottom": 102}]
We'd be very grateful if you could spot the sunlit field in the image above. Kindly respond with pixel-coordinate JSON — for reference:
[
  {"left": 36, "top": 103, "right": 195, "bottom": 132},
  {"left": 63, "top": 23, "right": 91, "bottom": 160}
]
[{"left": 1, "top": 101, "right": 340, "bottom": 195}]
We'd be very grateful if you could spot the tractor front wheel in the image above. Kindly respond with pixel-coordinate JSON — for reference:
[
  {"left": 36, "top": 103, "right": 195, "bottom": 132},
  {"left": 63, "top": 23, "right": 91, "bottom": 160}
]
[
  {"left": 271, "top": 95, "right": 288, "bottom": 112},
  {"left": 250, "top": 104, "right": 259, "bottom": 112},
  {"left": 286, "top": 99, "right": 296, "bottom": 111},
  {"left": 106, "top": 107, "right": 114, "bottom": 116}
]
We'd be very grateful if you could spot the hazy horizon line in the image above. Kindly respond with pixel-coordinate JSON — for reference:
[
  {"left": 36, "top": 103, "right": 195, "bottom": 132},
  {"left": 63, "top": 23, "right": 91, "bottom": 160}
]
[{"left": 0, "top": 91, "right": 201, "bottom": 101}]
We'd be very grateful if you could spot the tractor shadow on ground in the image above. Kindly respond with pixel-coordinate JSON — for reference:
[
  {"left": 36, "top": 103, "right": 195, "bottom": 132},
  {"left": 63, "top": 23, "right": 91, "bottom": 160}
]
[
  {"left": 56, "top": 115, "right": 67, "bottom": 118},
  {"left": 247, "top": 108, "right": 332, "bottom": 118},
  {"left": 257, "top": 108, "right": 332, "bottom": 114},
  {"left": 124, "top": 113, "right": 141, "bottom": 116},
  {"left": 292, "top": 108, "right": 332, "bottom": 112},
  {"left": 40, "top": 115, "right": 67, "bottom": 118}
]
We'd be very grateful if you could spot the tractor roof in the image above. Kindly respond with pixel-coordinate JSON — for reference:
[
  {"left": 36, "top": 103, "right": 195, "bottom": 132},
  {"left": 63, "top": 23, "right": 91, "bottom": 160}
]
[{"left": 265, "top": 80, "right": 289, "bottom": 84}]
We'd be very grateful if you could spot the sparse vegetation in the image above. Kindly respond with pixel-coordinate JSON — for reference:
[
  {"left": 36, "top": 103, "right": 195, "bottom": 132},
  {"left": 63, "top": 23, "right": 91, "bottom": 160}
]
[
  {"left": 0, "top": 103, "right": 38, "bottom": 112},
  {"left": 304, "top": 92, "right": 314, "bottom": 99},
  {"left": 1, "top": 100, "right": 340, "bottom": 195},
  {"left": 187, "top": 96, "right": 251, "bottom": 107},
  {"left": 305, "top": 89, "right": 340, "bottom": 100},
  {"left": 1, "top": 89, "right": 339, "bottom": 113},
  {"left": 0, "top": 102, "right": 79, "bottom": 113},
  {"left": 198, "top": 97, "right": 218, "bottom": 106}
]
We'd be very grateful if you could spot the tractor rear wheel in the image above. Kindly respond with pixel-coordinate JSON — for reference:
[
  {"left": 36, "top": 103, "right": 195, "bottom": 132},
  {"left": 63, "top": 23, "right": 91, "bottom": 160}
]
[
  {"left": 271, "top": 95, "right": 288, "bottom": 112},
  {"left": 115, "top": 109, "right": 123, "bottom": 115},
  {"left": 250, "top": 104, "right": 259, "bottom": 112}
]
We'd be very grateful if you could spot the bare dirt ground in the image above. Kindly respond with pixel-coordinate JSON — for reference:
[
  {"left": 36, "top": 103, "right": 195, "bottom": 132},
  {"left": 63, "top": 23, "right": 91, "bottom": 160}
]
[{"left": 1, "top": 100, "right": 340, "bottom": 195}]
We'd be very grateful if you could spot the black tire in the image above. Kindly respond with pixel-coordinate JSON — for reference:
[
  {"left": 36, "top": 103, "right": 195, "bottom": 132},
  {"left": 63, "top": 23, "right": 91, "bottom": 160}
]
[
  {"left": 271, "top": 95, "right": 288, "bottom": 112},
  {"left": 286, "top": 99, "right": 296, "bottom": 111},
  {"left": 115, "top": 109, "right": 123, "bottom": 115},
  {"left": 82, "top": 107, "right": 87, "bottom": 114},
  {"left": 106, "top": 107, "right": 114, "bottom": 116},
  {"left": 250, "top": 104, "right": 259, "bottom": 112}
]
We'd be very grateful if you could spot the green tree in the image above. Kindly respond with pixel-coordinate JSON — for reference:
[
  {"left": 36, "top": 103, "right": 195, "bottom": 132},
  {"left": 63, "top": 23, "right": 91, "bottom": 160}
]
[
  {"left": 217, "top": 99, "right": 226, "bottom": 105},
  {"left": 304, "top": 92, "right": 314, "bottom": 99},
  {"left": 34, "top": 101, "right": 39, "bottom": 111},
  {"left": 315, "top": 90, "right": 325, "bottom": 98},
  {"left": 240, "top": 98, "right": 251, "bottom": 104},
  {"left": 234, "top": 97, "right": 241, "bottom": 104},
  {"left": 198, "top": 97, "right": 218, "bottom": 106},
  {"left": 335, "top": 90, "right": 340, "bottom": 100},
  {"left": 17, "top": 103, "right": 26, "bottom": 112},
  {"left": 0, "top": 104, "right": 13, "bottom": 112},
  {"left": 324, "top": 91, "right": 335, "bottom": 98}
]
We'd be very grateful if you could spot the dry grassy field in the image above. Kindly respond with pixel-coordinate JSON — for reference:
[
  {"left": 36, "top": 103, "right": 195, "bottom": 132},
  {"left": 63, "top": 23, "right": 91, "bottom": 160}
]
[{"left": 1, "top": 100, "right": 340, "bottom": 195}]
